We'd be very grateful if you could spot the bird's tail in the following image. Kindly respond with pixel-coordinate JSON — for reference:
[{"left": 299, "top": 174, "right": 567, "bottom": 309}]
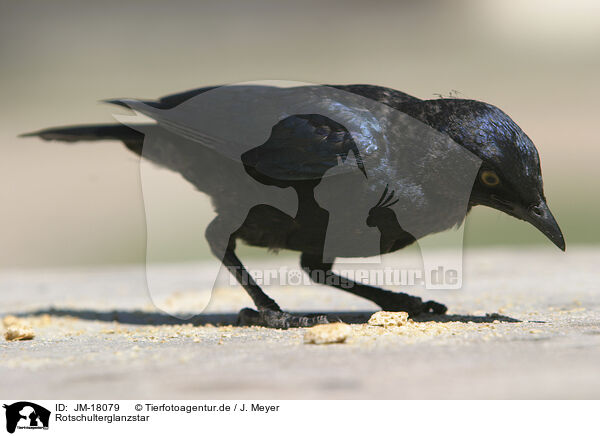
[{"left": 20, "top": 124, "right": 144, "bottom": 154}]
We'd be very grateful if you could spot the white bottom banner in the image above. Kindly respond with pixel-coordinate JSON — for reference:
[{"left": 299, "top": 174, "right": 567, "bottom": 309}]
[{"left": 0, "top": 400, "right": 596, "bottom": 435}]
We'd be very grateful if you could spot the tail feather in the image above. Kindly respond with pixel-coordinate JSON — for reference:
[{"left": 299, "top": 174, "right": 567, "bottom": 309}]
[
  {"left": 21, "top": 124, "right": 144, "bottom": 154},
  {"left": 21, "top": 124, "right": 136, "bottom": 142}
]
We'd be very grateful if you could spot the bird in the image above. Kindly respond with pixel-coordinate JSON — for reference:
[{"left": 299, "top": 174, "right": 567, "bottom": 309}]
[{"left": 22, "top": 83, "right": 566, "bottom": 328}]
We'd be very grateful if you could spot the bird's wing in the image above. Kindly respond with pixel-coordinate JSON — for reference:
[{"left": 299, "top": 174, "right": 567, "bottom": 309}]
[
  {"left": 110, "top": 84, "right": 421, "bottom": 114},
  {"left": 139, "top": 85, "right": 422, "bottom": 182},
  {"left": 110, "top": 83, "right": 399, "bottom": 180}
]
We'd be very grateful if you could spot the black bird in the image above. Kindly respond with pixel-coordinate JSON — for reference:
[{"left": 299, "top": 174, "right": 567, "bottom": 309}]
[{"left": 23, "top": 84, "right": 565, "bottom": 328}]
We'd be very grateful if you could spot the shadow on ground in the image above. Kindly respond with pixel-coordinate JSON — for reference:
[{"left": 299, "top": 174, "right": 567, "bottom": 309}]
[{"left": 10, "top": 307, "right": 522, "bottom": 326}]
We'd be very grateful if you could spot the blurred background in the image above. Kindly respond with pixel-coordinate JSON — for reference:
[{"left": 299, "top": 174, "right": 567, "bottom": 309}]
[{"left": 1, "top": 0, "right": 598, "bottom": 268}]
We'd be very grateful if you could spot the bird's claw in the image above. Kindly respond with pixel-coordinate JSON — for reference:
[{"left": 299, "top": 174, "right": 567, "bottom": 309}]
[
  {"left": 237, "top": 308, "right": 331, "bottom": 329},
  {"left": 376, "top": 291, "right": 447, "bottom": 316},
  {"left": 421, "top": 300, "right": 448, "bottom": 315}
]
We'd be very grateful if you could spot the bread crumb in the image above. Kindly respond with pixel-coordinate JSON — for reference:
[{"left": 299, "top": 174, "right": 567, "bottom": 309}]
[
  {"left": 304, "top": 322, "right": 351, "bottom": 345},
  {"left": 5, "top": 325, "right": 35, "bottom": 341},
  {"left": 368, "top": 311, "right": 409, "bottom": 327}
]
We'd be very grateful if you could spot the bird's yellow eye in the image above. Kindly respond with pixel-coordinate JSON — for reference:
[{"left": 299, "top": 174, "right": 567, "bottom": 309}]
[{"left": 481, "top": 170, "right": 500, "bottom": 187}]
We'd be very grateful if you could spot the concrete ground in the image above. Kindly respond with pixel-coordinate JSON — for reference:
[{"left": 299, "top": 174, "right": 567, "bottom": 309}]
[{"left": 1, "top": 247, "right": 599, "bottom": 399}]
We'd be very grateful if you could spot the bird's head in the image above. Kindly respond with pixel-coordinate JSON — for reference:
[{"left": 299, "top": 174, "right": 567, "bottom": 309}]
[{"left": 402, "top": 98, "right": 565, "bottom": 251}]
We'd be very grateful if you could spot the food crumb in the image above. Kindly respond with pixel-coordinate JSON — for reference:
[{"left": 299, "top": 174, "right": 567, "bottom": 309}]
[
  {"left": 304, "top": 322, "right": 352, "bottom": 345},
  {"left": 5, "top": 325, "right": 35, "bottom": 341},
  {"left": 368, "top": 311, "right": 409, "bottom": 327}
]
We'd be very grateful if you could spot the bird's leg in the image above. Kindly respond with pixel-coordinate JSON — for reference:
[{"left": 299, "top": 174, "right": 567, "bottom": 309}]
[
  {"left": 221, "top": 248, "right": 280, "bottom": 311},
  {"left": 223, "top": 248, "right": 329, "bottom": 327},
  {"left": 225, "top": 248, "right": 331, "bottom": 328},
  {"left": 206, "top": 216, "right": 330, "bottom": 329},
  {"left": 301, "top": 253, "right": 447, "bottom": 316}
]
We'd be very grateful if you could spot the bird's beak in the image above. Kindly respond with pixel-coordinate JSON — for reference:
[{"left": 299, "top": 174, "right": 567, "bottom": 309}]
[{"left": 522, "top": 200, "right": 566, "bottom": 251}]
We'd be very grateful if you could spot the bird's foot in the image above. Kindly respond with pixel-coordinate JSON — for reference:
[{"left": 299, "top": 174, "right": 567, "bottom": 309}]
[
  {"left": 237, "top": 308, "right": 330, "bottom": 329},
  {"left": 376, "top": 291, "right": 447, "bottom": 316}
]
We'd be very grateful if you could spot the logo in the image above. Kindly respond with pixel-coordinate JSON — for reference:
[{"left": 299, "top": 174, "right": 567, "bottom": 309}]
[
  {"left": 3, "top": 402, "right": 50, "bottom": 434},
  {"left": 112, "top": 80, "right": 481, "bottom": 319}
]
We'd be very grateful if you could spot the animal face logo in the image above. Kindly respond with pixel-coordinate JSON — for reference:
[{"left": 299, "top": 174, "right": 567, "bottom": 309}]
[{"left": 3, "top": 402, "right": 50, "bottom": 433}]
